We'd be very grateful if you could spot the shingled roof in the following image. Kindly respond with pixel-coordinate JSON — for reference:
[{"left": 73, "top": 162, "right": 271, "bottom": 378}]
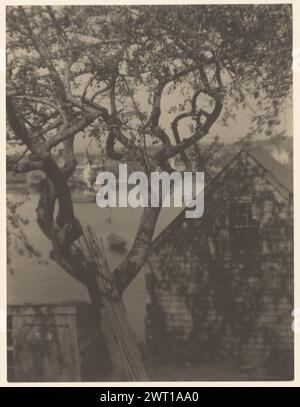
[{"left": 246, "top": 146, "right": 293, "bottom": 193}]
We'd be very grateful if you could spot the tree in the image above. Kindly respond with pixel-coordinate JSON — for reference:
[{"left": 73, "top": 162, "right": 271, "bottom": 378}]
[{"left": 6, "top": 4, "right": 292, "bottom": 380}]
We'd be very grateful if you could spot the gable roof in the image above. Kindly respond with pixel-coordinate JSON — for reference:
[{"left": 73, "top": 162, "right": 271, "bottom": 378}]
[
  {"left": 245, "top": 146, "right": 293, "bottom": 193},
  {"left": 152, "top": 147, "right": 293, "bottom": 242}
]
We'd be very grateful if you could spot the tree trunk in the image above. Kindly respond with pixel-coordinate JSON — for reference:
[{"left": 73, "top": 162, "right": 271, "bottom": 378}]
[
  {"left": 85, "top": 256, "right": 148, "bottom": 380},
  {"left": 76, "top": 226, "right": 149, "bottom": 381},
  {"left": 91, "top": 290, "right": 148, "bottom": 380}
]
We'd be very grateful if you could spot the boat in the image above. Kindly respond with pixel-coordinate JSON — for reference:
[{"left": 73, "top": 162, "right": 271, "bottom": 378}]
[{"left": 107, "top": 233, "right": 127, "bottom": 252}]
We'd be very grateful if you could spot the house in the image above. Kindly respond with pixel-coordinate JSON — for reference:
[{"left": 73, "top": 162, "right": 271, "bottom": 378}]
[{"left": 144, "top": 147, "right": 293, "bottom": 379}]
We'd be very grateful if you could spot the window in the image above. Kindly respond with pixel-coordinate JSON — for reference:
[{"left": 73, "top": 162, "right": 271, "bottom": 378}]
[{"left": 229, "top": 200, "right": 259, "bottom": 254}]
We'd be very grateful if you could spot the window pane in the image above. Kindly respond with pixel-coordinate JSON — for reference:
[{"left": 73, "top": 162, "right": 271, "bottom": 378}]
[
  {"left": 229, "top": 200, "right": 259, "bottom": 254},
  {"left": 238, "top": 203, "right": 249, "bottom": 215},
  {"left": 239, "top": 215, "right": 248, "bottom": 227}
]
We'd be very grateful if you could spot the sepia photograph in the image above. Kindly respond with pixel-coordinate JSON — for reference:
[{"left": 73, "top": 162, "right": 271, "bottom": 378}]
[{"left": 5, "top": 3, "right": 293, "bottom": 383}]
